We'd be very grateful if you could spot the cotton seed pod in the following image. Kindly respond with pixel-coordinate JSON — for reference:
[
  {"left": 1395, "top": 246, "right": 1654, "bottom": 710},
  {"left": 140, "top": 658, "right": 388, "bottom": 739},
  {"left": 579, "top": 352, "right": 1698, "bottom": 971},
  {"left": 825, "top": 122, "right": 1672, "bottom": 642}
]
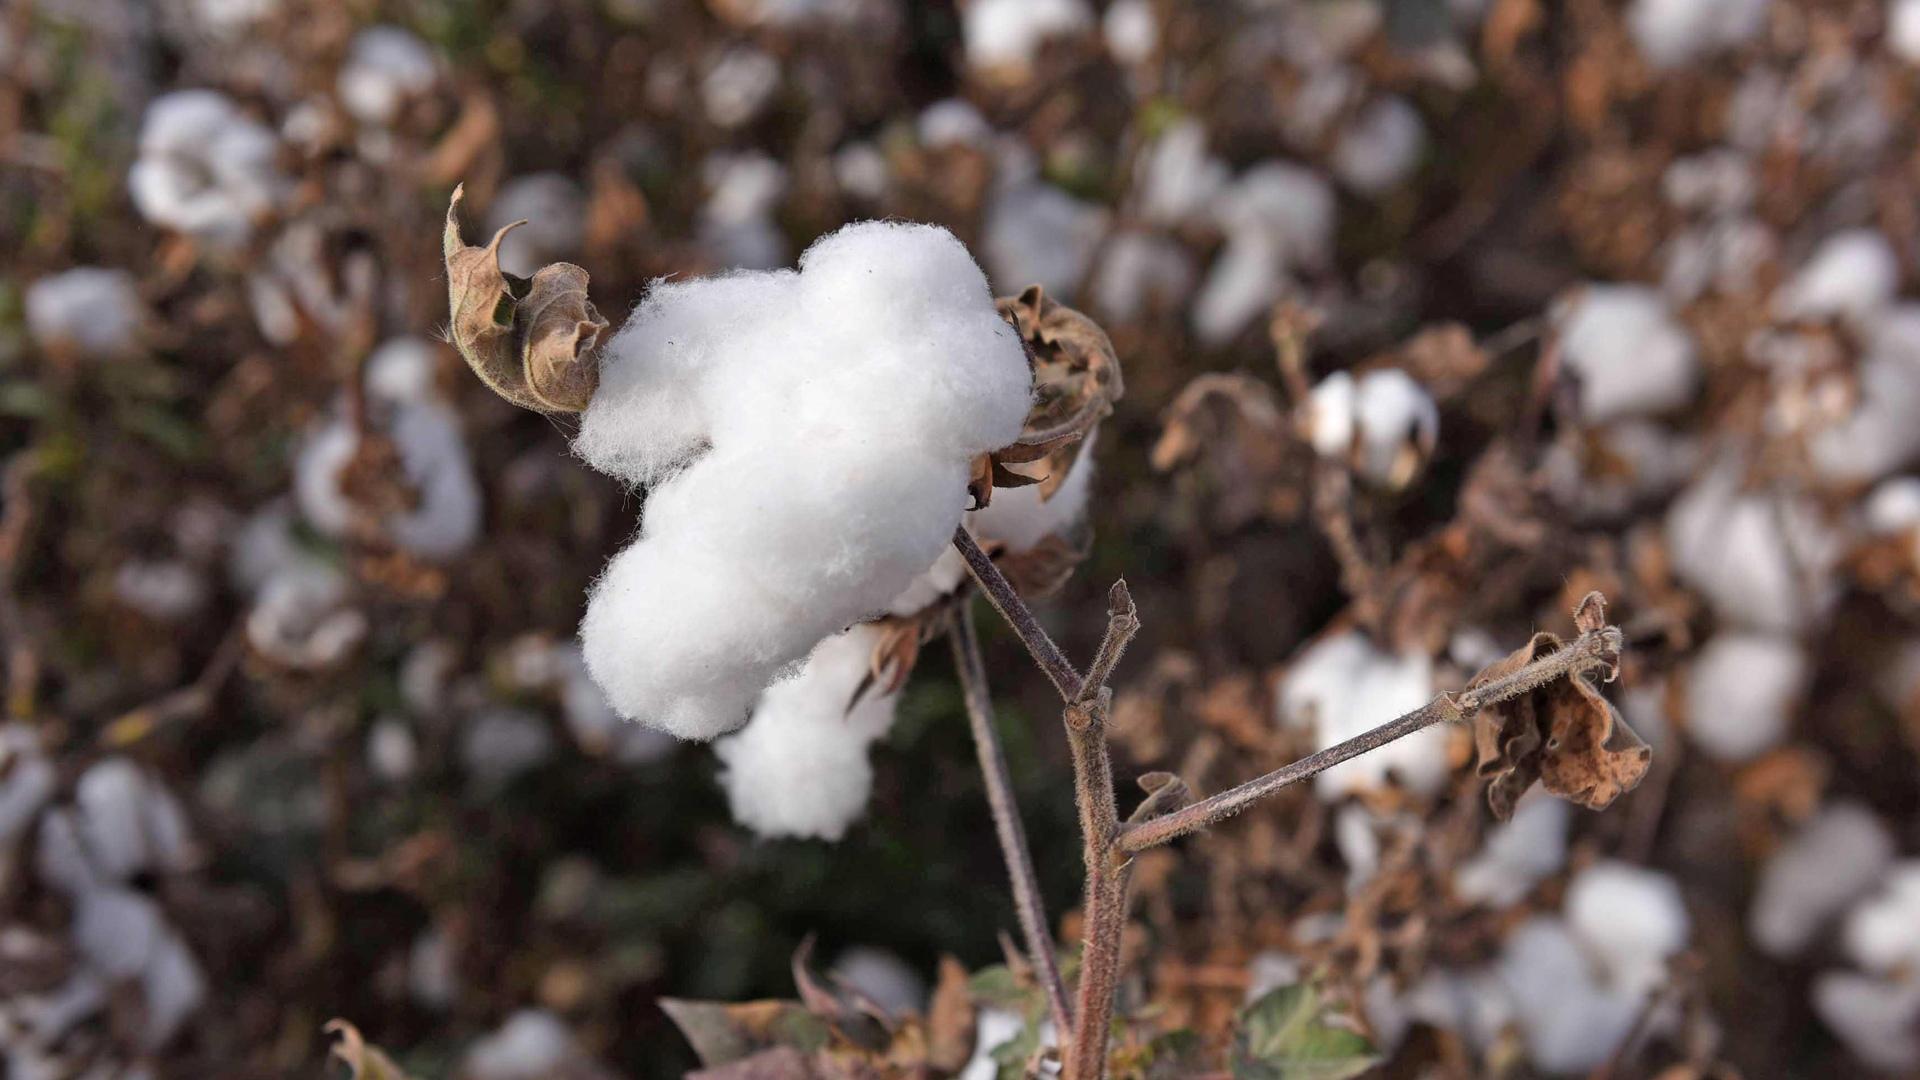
[{"left": 443, "top": 184, "right": 608, "bottom": 413}]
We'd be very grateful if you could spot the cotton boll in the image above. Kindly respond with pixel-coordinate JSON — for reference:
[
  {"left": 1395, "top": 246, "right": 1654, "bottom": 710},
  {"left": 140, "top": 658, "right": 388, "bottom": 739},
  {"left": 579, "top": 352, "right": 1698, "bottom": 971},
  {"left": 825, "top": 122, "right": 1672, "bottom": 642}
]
[
  {"left": 1892, "top": 0, "right": 1920, "bottom": 64},
  {"left": 367, "top": 717, "right": 419, "bottom": 782},
  {"left": 1627, "top": 0, "right": 1769, "bottom": 67},
  {"left": 1103, "top": 0, "right": 1157, "bottom": 62},
  {"left": 461, "top": 708, "right": 555, "bottom": 792},
  {"left": 1681, "top": 632, "right": 1806, "bottom": 762},
  {"left": 113, "top": 559, "right": 207, "bottom": 622},
  {"left": 698, "top": 153, "right": 789, "bottom": 270},
  {"left": 968, "top": 429, "right": 1097, "bottom": 553},
  {"left": 1331, "top": 97, "right": 1426, "bottom": 195},
  {"left": 918, "top": 99, "right": 992, "bottom": 150},
  {"left": 1808, "top": 351, "right": 1920, "bottom": 483},
  {"left": 1555, "top": 285, "right": 1699, "bottom": 422},
  {"left": 1278, "top": 632, "right": 1449, "bottom": 799},
  {"left": 1840, "top": 864, "right": 1920, "bottom": 975},
  {"left": 1401, "top": 969, "right": 1515, "bottom": 1055},
  {"left": 464, "top": 1010, "right": 582, "bottom": 1080},
  {"left": 964, "top": 0, "right": 1093, "bottom": 73},
  {"left": 715, "top": 625, "right": 899, "bottom": 839},
  {"left": 337, "top": 26, "right": 439, "bottom": 126},
  {"left": 245, "top": 565, "right": 367, "bottom": 670},
  {"left": 485, "top": 174, "right": 586, "bottom": 279},
  {"left": 961, "top": 1008, "right": 1030, "bottom": 1080},
  {"left": 1814, "top": 971, "right": 1920, "bottom": 1071},
  {"left": 1454, "top": 793, "right": 1570, "bottom": 906},
  {"left": 1091, "top": 231, "right": 1194, "bottom": 321},
  {"left": 576, "top": 222, "right": 1029, "bottom": 737},
  {"left": 140, "top": 930, "right": 205, "bottom": 1049},
  {"left": 74, "top": 759, "right": 193, "bottom": 883},
  {"left": 0, "top": 724, "right": 54, "bottom": 846},
  {"left": 1137, "top": 120, "right": 1228, "bottom": 227},
  {"left": 1304, "top": 372, "right": 1357, "bottom": 458},
  {"left": 295, "top": 398, "right": 482, "bottom": 560},
  {"left": 702, "top": 47, "right": 781, "bottom": 128},
  {"left": 831, "top": 947, "right": 926, "bottom": 1014},
  {"left": 409, "top": 927, "right": 459, "bottom": 1009},
  {"left": 1566, "top": 861, "right": 1689, "bottom": 996},
  {"left": 1661, "top": 217, "right": 1777, "bottom": 303},
  {"left": 1750, "top": 801, "right": 1896, "bottom": 957},
  {"left": 73, "top": 887, "right": 163, "bottom": 978},
  {"left": 1498, "top": 917, "right": 1645, "bottom": 1073},
  {"left": 1665, "top": 459, "right": 1839, "bottom": 633},
  {"left": 1866, "top": 477, "right": 1920, "bottom": 535},
  {"left": 128, "top": 90, "right": 283, "bottom": 249},
  {"left": 25, "top": 268, "right": 146, "bottom": 359},
  {"left": 983, "top": 180, "right": 1107, "bottom": 298},
  {"left": 1662, "top": 149, "right": 1755, "bottom": 215},
  {"left": 834, "top": 142, "right": 890, "bottom": 201},
  {"left": 1352, "top": 369, "right": 1439, "bottom": 488},
  {"left": 1774, "top": 228, "right": 1901, "bottom": 325},
  {"left": 363, "top": 337, "right": 441, "bottom": 404},
  {"left": 1193, "top": 163, "right": 1336, "bottom": 345}
]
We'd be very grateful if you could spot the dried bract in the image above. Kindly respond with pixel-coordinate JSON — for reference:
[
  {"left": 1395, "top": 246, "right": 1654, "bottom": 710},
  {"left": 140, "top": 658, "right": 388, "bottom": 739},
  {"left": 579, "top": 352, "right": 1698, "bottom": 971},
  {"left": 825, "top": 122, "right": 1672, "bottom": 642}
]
[{"left": 443, "top": 185, "right": 608, "bottom": 413}]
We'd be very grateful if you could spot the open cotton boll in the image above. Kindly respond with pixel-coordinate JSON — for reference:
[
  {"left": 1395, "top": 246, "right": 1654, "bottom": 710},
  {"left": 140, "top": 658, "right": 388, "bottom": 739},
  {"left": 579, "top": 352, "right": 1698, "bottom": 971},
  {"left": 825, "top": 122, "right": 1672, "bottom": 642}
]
[
  {"left": 1840, "top": 863, "right": 1920, "bottom": 975},
  {"left": 1750, "top": 801, "right": 1896, "bottom": 957},
  {"left": 246, "top": 564, "right": 368, "bottom": 670},
  {"left": 1555, "top": 285, "right": 1699, "bottom": 422},
  {"left": 1808, "top": 351, "right": 1920, "bottom": 483},
  {"left": 1279, "top": 632, "right": 1449, "bottom": 799},
  {"left": 715, "top": 625, "right": 900, "bottom": 839},
  {"left": 0, "top": 723, "right": 55, "bottom": 846},
  {"left": 72, "top": 759, "right": 194, "bottom": 883},
  {"left": 1893, "top": 0, "right": 1920, "bottom": 64},
  {"left": 1103, "top": 0, "right": 1157, "bottom": 62},
  {"left": 983, "top": 178, "right": 1107, "bottom": 298},
  {"left": 918, "top": 99, "right": 993, "bottom": 150},
  {"left": 968, "top": 428, "right": 1098, "bottom": 553},
  {"left": 128, "top": 90, "right": 283, "bottom": 249},
  {"left": 464, "top": 1010, "right": 595, "bottom": 1080},
  {"left": 576, "top": 221, "right": 1030, "bottom": 738},
  {"left": 1331, "top": 96, "right": 1426, "bottom": 195},
  {"left": 337, "top": 26, "right": 439, "bottom": 126},
  {"left": 1498, "top": 917, "right": 1646, "bottom": 1073},
  {"left": 1302, "top": 369, "right": 1439, "bottom": 489},
  {"left": 1454, "top": 792, "right": 1570, "bottom": 906},
  {"left": 1627, "top": 0, "right": 1769, "bottom": 67},
  {"left": 114, "top": 559, "right": 208, "bottom": 622},
  {"left": 1665, "top": 459, "right": 1839, "bottom": 633},
  {"left": 1661, "top": 217, "right": 1777, "bottom": 302},
  {"left": 1566, "top": 861, "right": 1689, "bottom": 996},
  {"left": 486, "top": 174, "right": 586, "bottom": 279},
  {"left": 698, "top": 152, "right": 790, "bottom": 270},
  {"left": 1193, "top": 162, "right": 1336, "bottom": 345},
  {"left": 1400, "top": 969, "right": 1515, "bottom": 1056},
  {"left": 1092, "top": 231, "right": 1195, "bottom": 321},
  {"left": 1814, "top": 971, "right": 1920, "bottom": 1071},
  {"left": 1773, "top": 228, "right": 1900, "bottom": 324},
  {"left": 963, "top": 0, "right": 1093, "bottom": 72},
  {"left": 831, "top": 947, "right": 927, "bottom": 1015},
  {"left": 26, "top": 268, "right": 146, "bottom": 359},
  {"left": 1681, "top": 632, "right": 1806, "bottom": 762},
  {"left": 1137, "top": 120, "right": 1229, "bottom": 227},
  {"left": 702, "top": 46, "right": 781, "bottom": 128}
]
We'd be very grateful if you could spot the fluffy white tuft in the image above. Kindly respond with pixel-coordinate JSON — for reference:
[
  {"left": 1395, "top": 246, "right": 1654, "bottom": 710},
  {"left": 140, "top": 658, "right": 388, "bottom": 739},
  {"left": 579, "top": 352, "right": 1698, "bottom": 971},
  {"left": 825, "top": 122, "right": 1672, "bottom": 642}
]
[
  {"left": 1682, "top": 631, "right": 1806, "bottom": 762},
  {"left": 1750, "top": 801, "right": 1895, "bottom": 957},
  {"left": 575, "top": 221, "right": 1030, "bottom": 739},
  {"left": 25, "top": 268, "right": 146, "bottom": 359},
  {"left": 714, "top": 624, "right": 900, "bottom": 839},
  {"left": 128, "top": 90, "right": 284, "bottom": 249},
  {"left": 1278, "top": 631, "right": 1449, "bottom": 799},
  {"left": 1556, "top": 285, "right": 1699, "bottom": 422}
]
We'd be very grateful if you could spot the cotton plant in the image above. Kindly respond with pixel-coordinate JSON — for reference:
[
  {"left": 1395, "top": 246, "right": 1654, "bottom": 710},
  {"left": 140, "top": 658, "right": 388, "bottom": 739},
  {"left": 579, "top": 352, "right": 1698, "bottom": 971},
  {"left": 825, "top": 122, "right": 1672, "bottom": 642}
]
[
  {"left": 1192, "top": 161, "right": 1337, "bottom": 346},
  {"left": 128, "top": 89, "right": 286, "bottom": 251},
  {"left": 440, "top": 189, "right": 1640, "bottom": 1080},
  {"left": 24, "top": 267, "right": 149, "bottom": 361},
  {"left": 229, "top": 501, "right": 368, "bottom": 671},
  {"left": 1814, "top": 863, "right": 1920, "bottom": 1070},
  {"left": 1299, "top": 367, "right": 1440, "bottom": 491},
  {"left": 962, "top": 0, "right": 1094, "bottom": 79},
  {"left": 336, "top": 26, "right": 441, "bottom": 129}
]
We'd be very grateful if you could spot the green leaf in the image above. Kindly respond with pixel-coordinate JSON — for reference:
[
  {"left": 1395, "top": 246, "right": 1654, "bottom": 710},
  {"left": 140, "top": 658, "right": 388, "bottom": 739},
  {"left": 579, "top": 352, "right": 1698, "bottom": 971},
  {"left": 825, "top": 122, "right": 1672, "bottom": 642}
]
[{"left": 1231, "top": 983, "right": 1379, "bottom": 1080}]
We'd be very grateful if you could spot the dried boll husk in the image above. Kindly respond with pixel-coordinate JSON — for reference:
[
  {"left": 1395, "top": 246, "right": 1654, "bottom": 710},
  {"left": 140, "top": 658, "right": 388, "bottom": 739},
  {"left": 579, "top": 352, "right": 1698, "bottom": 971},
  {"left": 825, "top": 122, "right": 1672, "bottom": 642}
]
[{"left": 443, "top": 184, "right": 608, "bottom": 413}]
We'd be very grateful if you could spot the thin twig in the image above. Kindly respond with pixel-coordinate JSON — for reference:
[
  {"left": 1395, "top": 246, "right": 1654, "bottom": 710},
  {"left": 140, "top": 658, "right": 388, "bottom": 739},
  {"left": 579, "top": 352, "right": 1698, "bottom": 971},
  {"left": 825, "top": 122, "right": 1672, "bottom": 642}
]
[
  {"left": 953, "top": 526, "right": 1084, "bottom": 699},
  {"left": 949, "top": 603, "right": 1073, "bottom": 1037},
  {"left": 1117, "top": 622, "right": 1623, "bottom": 853}
]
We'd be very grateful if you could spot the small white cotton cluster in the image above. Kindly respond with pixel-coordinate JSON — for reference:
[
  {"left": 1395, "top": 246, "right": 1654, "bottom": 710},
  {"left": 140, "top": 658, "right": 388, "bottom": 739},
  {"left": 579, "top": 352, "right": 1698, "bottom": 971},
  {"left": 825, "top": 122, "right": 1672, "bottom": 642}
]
[
  {"left": 1814, "top": 863, "right": 1920, "bottom": 1070},
  {"left": 0, "top": 723, "right": 55, "bottom": 846},
  {"left": 1102, "top": 0, "right": 1157, "bottom": 63},
  {"left": 1302, "top": 368, "right": 1439, "bottom": 490},
  {"left": 830, "top": 947, "right": 928, "bottom": 1014},
  {"left": 231, "top": 501, "right": 367, "bottom": 670},
  {"left": 501, "top": 636, "right": 675, "bottom": 765},
  {"left": 1627, "top": 0, "right": 1770, "bottom": 68},
  {"left": 918, "top": 99, "right": 993, "bottom": 150},
  {"left": 486, "top": 173, "right": 587, "bottom": 279},
  {"left": 1137, "top": 120, "right": 1229, "bottom": 228},
  {"left": 702, "top": 47, "right": 781, "bottom": 129},
  {"left": 1554, "top": 285, "right": 1700, "bottom": 422},
  {"left": 25, "top": 267, "right": 147, "bottom": 359},
  {"left": 247, "top": 220, "right": 380, "bottom": 346},
  {"left": 113, "top": 557, "right": 209, "bottom": 622},
  {"left": 1278, "top": 631, "right": 1449, "bottom": 800},
  {"left": 1805, "top": 304, "right": 1920, "bottom": 484},
  {"left": 574, "top": 221, "right": 1031, "bottom": 740},
  {"left": 963, "top": 0, "right": 1093, "bottom": 74},
  {"left": 1773, "top": 228, "right": 1900, "bottom": 325},
  {"left": 1091, "top": 231, "right": 1194, "bottom": 321},
  {"left": 715, "top": 624, "right": 900, "bottom": 840},
  {"left": 463, "top": 1009, "right": 612, "bottom": 1080},
  {"left": 129, "top": 90, "right": 285, "bottom": 250},
  {"left": 983, "top": 146, "right": 1108, "bottom": 298},
  {"left": 1665, "top": 456, "right": 1839, "bottom": 634},
  {"left": 337, "top": 26, "right": 440, "bottom": 127},
  {"left": 1453, "top": 793, "right": 1571, "bottom": 906},
  {"left": 699, "top": 152, "right": 790, "bottom": 270},
  {"left": 1681, "top": 631, "right": 1806, "bottom": 762},
  {"left": 1892, "top": 0, "right": 1920, "bottom": 65},
  {"left": 28, "top": 759, "right": 205, "bottom": 1051},
  {"left": 1193, "top": 162, "right": 1336, "bottom": 345},
  {"left": 295, "top": 338, "right": 482, "bottom": 561},
  {"left": 1331, "top": 96, "right": 1426, "bottom": 195},
  {"left": 461, "top": 707, "right": 556, "bottom": 792},
  {"left": 1749, "top": 801, "right": 1895, "bottom": 957}
]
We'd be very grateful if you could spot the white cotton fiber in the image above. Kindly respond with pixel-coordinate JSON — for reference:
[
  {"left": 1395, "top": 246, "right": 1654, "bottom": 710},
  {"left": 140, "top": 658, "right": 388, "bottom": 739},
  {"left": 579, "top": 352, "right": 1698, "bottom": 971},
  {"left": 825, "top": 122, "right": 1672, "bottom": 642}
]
[
  {"left": 1193, "top": 162, "right": 1336, "bottom": 345},
  {"left": 1627, "top": 0, "right": 1769, "bottom": 68},
  {"left": 26, "top": 267, "right": 146, "bottom": 359},
  {"left": 1092, "top": 231, "right": 1194, "bottom": 321},
  {"left": 1138, "top": 120, "right": 1228, "bottom": 227},
  {"left": 1813, "top": 971, "right": 1920, "bottom": 1071},
  {"left": 128, "top": 90, "right": 283, "bottom": 249},
  {"left": 714, "top": 624, "right": 900, "bottom": 839},
  {"left": 1682, "top": 631, "right": 1806, "bottom": 762},
  {"left": 1840, "top": 863, "right": 1920, "bottom": 976},
  {"left": 1454, "top": 792, "right": 1570, "bottom": 906},
  {"left": 1750, "top": 801, "right": 1895, "bottom": 957},
  {"left": 963, "top": 0, "right": 1093, "bottom": 72},
  {"left": 1278, "top": 631, "right": 1449, "bottom": 799},
  {"left": 1566, "top": 861, "right": 1690, "bottom": 996},
  {"left": 1497, "top": 917, "right": 1645, "bottom": 1073},
  {"left": 1773, "top": 228, "right": 1901, "bottom": 324},
  {"left": 983, "top": 177, "right": 1108, "bottom": 298},
  {"left": 337, "top": 26, "right": 439, "bottom": 127},
  {"left": 1103, "top": 0, "right": 1157, "bottom": 63},
  {"left": 1665, "top": 457, "right": 1839, "bottom": 633},
  {"left": 575, "top": 221, "right": 1030, "bottom": 739},
  {"left": 1893, "top": 0, "right": 1920, "bottom": 65},
  {"left": 1555, "top": 285, "right": 1699, "bottom": 422},
  {"left": 1331, "top": 96, "right": 1426, "bottom": 195},
  {"left": 1303, "top": 369, "right": 1439, "bottom": 489}
]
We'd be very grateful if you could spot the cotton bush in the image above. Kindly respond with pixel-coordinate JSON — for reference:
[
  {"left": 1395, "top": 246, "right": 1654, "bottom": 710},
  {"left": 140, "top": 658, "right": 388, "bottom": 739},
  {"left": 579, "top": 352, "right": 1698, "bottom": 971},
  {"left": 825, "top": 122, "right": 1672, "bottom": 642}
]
[
  {"left": 25, "top": 268, "right": 146, "bottom": 359},
  {"left": 574, "top": 221, "right": 1031, "bottom": 739},
  {"left": 129, "top": 90, "right": 283, "bottom": 249}
]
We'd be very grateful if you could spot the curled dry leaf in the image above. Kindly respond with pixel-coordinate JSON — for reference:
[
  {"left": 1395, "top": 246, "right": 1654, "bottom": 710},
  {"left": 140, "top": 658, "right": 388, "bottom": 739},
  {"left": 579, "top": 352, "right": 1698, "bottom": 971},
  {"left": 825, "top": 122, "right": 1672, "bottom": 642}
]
[
  {"left": 324, "top": 1020, "right": 418, "bottom": 1080},
  {"left": 925, "top": 956, "right": 978, "bottom": 1073},
  {"left": 1467, "top": 602, "right": 1649, "bottom": 820},
  {"left": 443, "top": 184, "right": 608, "bottom": 413},
  {"left": 970, "top": 284, "right": 1125, "bottom": 509}
]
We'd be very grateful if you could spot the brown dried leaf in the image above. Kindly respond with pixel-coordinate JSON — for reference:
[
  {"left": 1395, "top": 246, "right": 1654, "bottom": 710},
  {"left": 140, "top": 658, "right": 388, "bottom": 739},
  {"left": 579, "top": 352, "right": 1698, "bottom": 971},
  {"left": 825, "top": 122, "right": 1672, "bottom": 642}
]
[
  {"left": 925, "top": 956, "right": 978, "bottom": 1072},
  {"left": 687, "top": 1046, "right": 818, "bottom": 1080},
  {"left": 1468, "top": 630, "right": 1650, "bottom": 821},
  {"left": 443, "top": 185, "right": 608, "bottom": 413},
  {"left": 661, "top": 999, "right": 831, "bottom": 1068},
  {"left": 992, "top": 284, "right": 1124, "bottom": 501}
]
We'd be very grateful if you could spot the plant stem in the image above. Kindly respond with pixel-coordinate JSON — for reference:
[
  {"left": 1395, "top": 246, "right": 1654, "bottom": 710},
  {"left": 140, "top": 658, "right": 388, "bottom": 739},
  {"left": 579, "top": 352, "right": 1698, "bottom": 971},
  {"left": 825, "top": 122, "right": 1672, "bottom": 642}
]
[
  {"left": 952, "top": 527, "right": 1083, "bottom": 698},
  {"left": 1117, "top": 623, "right": 1623, "bottom": 854},
  {"left": 949, "top": 602, "right": 1073, "bottom": 1037}
]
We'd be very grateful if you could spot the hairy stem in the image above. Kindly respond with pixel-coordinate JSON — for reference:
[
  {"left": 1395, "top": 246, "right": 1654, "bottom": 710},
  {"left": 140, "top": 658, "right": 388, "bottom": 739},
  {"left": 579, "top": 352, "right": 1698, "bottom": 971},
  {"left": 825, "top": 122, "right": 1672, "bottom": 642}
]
[
  {"left": 1117, "top": 623, "right": 1623, "bottom": 853},
  {"left": 953, "top": 527, "right": 1083, "bottom": 698},
  {"left": 949, "top": 602, "right": 1073, "bottom": 1037}
]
